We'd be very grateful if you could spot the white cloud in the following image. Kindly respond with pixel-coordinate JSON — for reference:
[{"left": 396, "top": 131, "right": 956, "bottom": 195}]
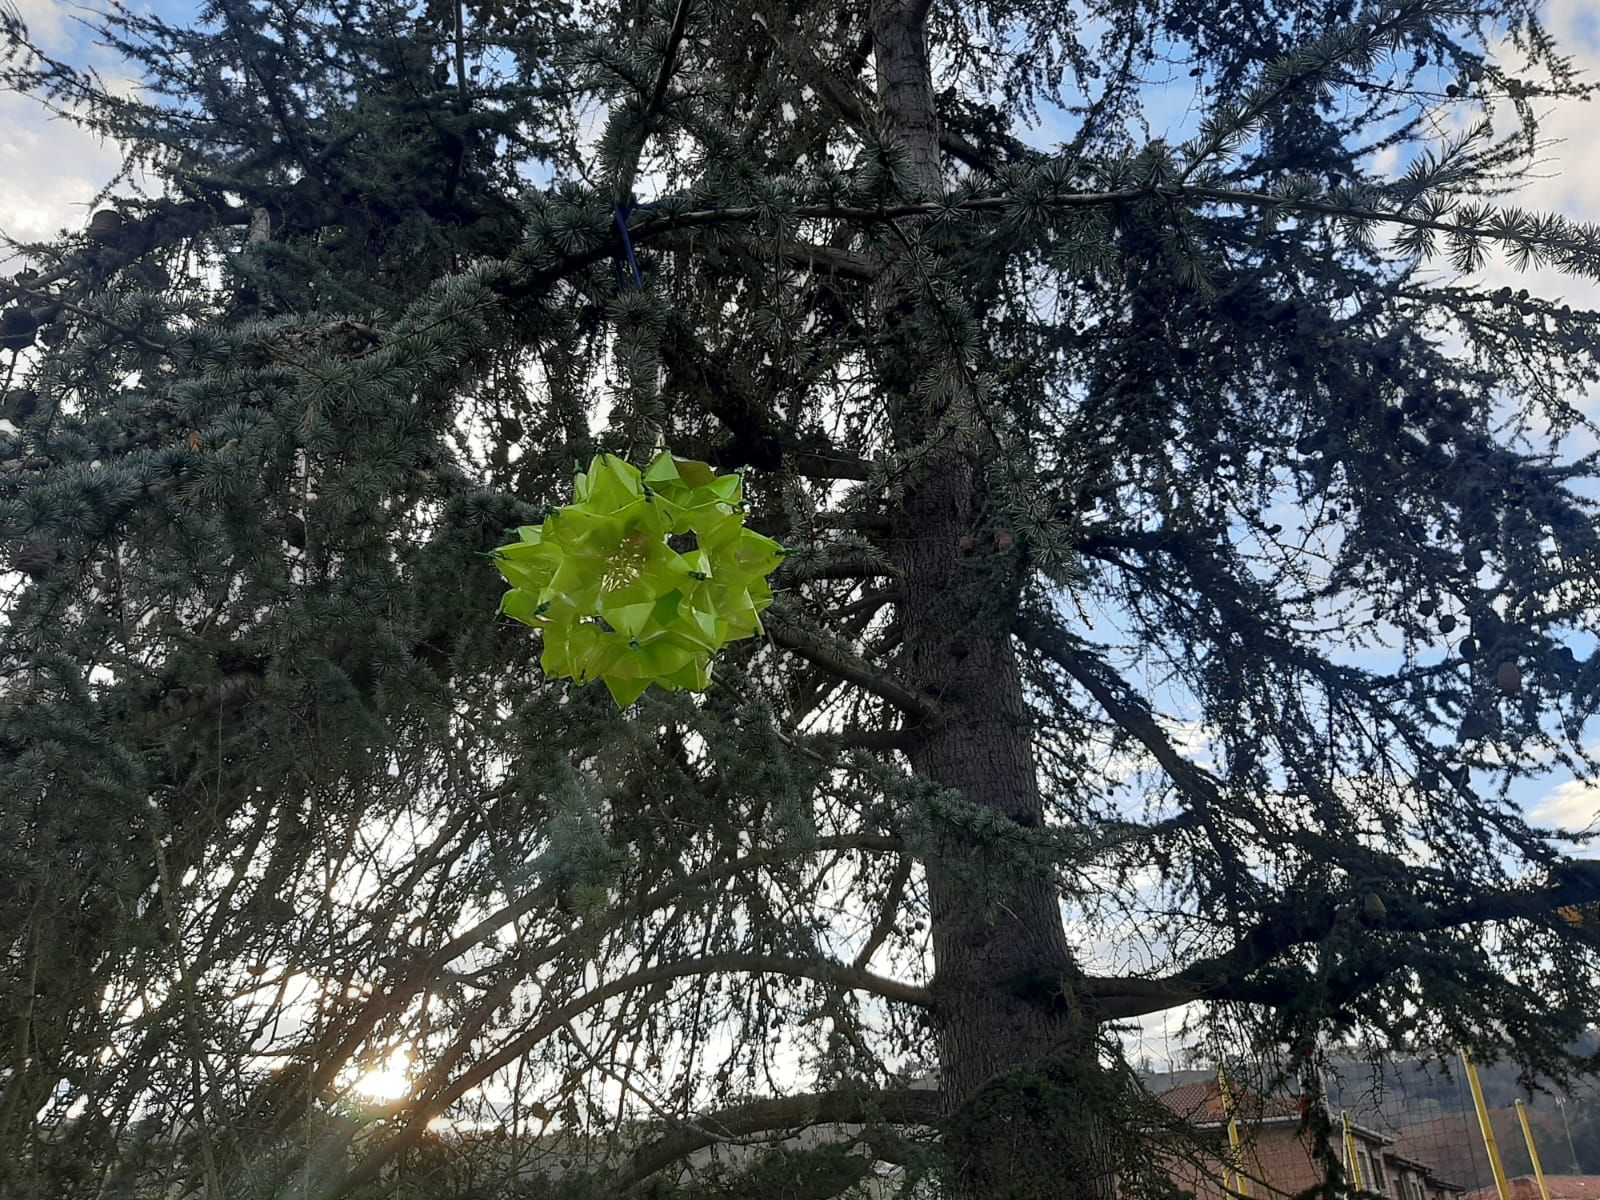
[
  {"left": 0, "top": 0, "right": 155, "bottom": 258},
  {"left": 1467, "top": 0, "right": 1600, "bottom": 311},
  {"left": 0, "top": 91, "right": 124, "bottom": 250},
  {"left": 6, "top": 0, "right": 81, "bottom": 53},
  {"left": 1530, "top": 778, "right": 1600, "bottom": 833}
]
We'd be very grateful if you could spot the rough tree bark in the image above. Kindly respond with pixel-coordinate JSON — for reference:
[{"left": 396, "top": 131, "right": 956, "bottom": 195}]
[{"left": 872, "top": 4, "right": 1117, "bottom": 1198}]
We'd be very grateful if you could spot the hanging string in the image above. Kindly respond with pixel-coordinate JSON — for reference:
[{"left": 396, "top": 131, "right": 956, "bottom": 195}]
[{"left": 614, "top": 202, "right": 645, "bottom": 291}]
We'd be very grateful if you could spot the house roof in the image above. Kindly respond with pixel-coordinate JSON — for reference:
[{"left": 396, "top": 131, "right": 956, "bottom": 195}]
[
  {"left": 1384, "top": 1150, "right": 1433, "bottom": 1171},
  {"left": 1151, "top": 1079, "right": 1490, "bottom": 1197},
  {"left": 1463, "top": 1177, "right": 1600, "bottom": 1200},
  {"left": 1380, "top": 1148, "right": 1470, "bottom": 1193},
  {"left": 1156, "top": 1081, "right": 1399, "bottom": 1147},
  {"left": 1158, "top": 1081, "right": 1301, "bottom": 1127}
]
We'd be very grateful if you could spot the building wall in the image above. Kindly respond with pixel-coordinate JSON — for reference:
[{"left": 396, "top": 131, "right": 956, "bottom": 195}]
[
  {"left": 1154, "top": 1124, "right": 1335, "bottom": 1200},
  {"left": 1147, "top": 1123, "right": 1456, "bottom": 1200}
]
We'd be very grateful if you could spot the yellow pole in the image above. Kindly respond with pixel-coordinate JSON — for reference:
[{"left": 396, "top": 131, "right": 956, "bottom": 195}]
[
  {"left": 1515, "top": 1100, "right": 1552, "bottom": 1200},
  {"left": 1462, "top": 1050, "right": 1513, "bottom": 1200},
  {"left": 1343, "top": 1110, "right": 1365, "bottom": 1191},
  {"left": 1227, "top": 1115, "right": 1250, "bottom": 1197},
  {"left": 1219, "top": 1064, "right": 1251, "bottom": 1197}
]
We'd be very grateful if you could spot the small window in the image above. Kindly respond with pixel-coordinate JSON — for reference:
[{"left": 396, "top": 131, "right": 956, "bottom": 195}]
[
  {"left": 1367, "top": 1155, "right": 1386, "bottom": 1196},
  {"left": 1355, "top": 1150, "right": 1384, "bottom": 1195}
]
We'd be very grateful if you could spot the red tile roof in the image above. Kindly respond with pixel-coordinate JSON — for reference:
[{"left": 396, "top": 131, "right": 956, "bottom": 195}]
[
  {"left": 1464, "top": 1177, "right": 1600, "bottom": 1200},
  {"left": 1158, "top": 1080, "right": 1301, "bottom": 1126}
]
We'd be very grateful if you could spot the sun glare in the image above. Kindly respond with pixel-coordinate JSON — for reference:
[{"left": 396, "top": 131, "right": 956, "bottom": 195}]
[{"left": 355, "top": 1047, "right": 412, "bottom": 1102}]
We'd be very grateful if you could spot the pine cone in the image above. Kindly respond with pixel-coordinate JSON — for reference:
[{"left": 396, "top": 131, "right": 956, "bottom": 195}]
[
  {"left": 1, "top": 389, "right": 37, "bottom": 422},
  {"left": 1496, "top": 661, "right": 1522, "bottom": 695},
  {"left": 10, "top": 539, "right": 58, "bottom": 579},
  {"left": 0, "top": 307, "right": 37, "bottom": 352},
  {"left": 88, "top": 209, "right": 125, "bottom": 243}
]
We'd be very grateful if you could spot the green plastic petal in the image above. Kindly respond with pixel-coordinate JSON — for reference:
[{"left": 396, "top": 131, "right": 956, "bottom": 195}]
[
  {"left": 707, "top": 472, "right": 742, "bottom": 504},
  {"left": 500, "top": 588, "right": 547, "bottom": 627},
  {"left": 603, "top": 673, "right": 652, "bottom": 708},
  {"left": 642, "top": 453, "right": 681, "bottom": 485},
  {"left": 493, "top": 453, "right": 784, "bottom": 708},
  {"left": 673, "top": 457, "right": 716, "bottom": 488}
]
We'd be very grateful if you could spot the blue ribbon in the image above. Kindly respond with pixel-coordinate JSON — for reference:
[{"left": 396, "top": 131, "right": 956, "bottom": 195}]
[{"left": 614, "top": 201, "right": 644, "bottom": 291}]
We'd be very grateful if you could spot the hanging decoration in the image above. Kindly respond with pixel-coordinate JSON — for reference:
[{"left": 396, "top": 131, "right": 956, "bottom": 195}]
[{"left": 493, "top": 452, "right": 785, "bottom": 707}]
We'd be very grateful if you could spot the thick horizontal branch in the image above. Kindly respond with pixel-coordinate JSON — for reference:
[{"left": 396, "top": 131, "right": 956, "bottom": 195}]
[
  {"left": 786, "top": 450, "right": 875, "bottom": 482},
  {"left": 1078, "top": 863, "right": 1600, "bottom": 1020},
  {"left": 0, "top": 197, "right": 254, "bottom": 303},
  {"left": 625, "top": 184, "right": 1600, "bottom": 276},
  {"left": 831, "top": 724, "right": 918, "bottom": 752},
  {"left": 1183, "top": 184, "right": 1600, "bottom": 269},
  {"left": 618, "top": 1086, "right": 941, "bottom": 1188},
  {"left": 781, "top": 553, "right": 901, "bottom": 583},
  {"left": 652, "top": 229, "right": 880, "bottom": 281},
  {"left": 780, "top": 241, "right": 881, "bottom": 281},
  {"left": 62, "top": 180, "right": 1565, "bottom": 300},
  {"left": 20, "top": 174, "right": 1597, "bottom": 375},
  {"left": 765, "top": 611, "right": 940, "bottom": 723},
  {"left": 626, "top": 188, "right": 1149, "bottom": 234},
  {"left": 35, "top": 179, "right": 1591, "bottom": 393}
]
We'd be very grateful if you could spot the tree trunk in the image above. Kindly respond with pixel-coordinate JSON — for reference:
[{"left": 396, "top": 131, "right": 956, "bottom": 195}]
[
  {"left": 898, "top": 459, "right": 1120, "bottom": 1200},
  {"left": 872, "top": 5, "right": 1117, "bottom": 1198}
]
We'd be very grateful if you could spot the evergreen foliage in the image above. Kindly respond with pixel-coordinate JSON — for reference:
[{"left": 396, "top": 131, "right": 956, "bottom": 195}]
[{"left": 4, "top": 0, "right": 1600, "bottom": 1196}]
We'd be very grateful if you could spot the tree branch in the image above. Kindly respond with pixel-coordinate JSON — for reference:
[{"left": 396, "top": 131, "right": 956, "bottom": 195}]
[
  {"left": 656, "top": 316, "right": 871, "bottom": 477},
  {"left": 765, "top": 610, "right": 940, "bottom": 723},
  {"left": 617, "top": 1085, "right": 941, "bottom": 1188},
  {"left": 1077, "top": 865, "right": 1600, "bottom": 1020},
  {"left": 262, "top": 835, "right": 904, "bottom": 1138},
  {"left": 24, "top": 181, "right": 1600, "bottom": 351},
  {"left": 614, "top": 0, "right": 693, "bottom": 204},
  {"left": 316, "top": 953, "right": 931, "bottom": 1198},
  {"left": 749, "top": 7, "right": 989, "bottom": 176},
  {"left": 780, "top": 554, "right": 900, "bottom": 583},
  {"left": 619, "top": 184, "right": 1600, "bottom": 280},
  {"left": 1014, "top": 615, "right": 1225, "bottom": 818},
  {"left": 853, "top": 855, "right": 912, "bottom": 971},
  {"left": 830, "top": 724, "right": 917, "bottom": 752}
]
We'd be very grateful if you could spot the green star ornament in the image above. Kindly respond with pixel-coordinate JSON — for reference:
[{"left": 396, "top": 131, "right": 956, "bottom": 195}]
[{"left": 493, "top": 452, "right": 785, "bottom": 707}]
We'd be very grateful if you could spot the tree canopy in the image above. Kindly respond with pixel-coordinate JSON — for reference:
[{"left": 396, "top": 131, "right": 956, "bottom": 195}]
[{"left": 4, "top": 0, "right": 1600, "bottom": 1197}]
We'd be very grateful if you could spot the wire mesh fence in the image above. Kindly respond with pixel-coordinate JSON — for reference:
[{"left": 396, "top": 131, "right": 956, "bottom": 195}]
[{"left": 1144, "top": 1053, "right": 1600, "bottom": 1200}]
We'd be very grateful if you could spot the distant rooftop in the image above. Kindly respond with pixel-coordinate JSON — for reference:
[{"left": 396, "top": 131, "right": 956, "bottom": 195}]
[
  {"left": 1464, "top": 1177, "right": 1600, "bottom": 1200},
  {"left": 1157, "top": 1080, "right": 1301, "bottom": 1126}
]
